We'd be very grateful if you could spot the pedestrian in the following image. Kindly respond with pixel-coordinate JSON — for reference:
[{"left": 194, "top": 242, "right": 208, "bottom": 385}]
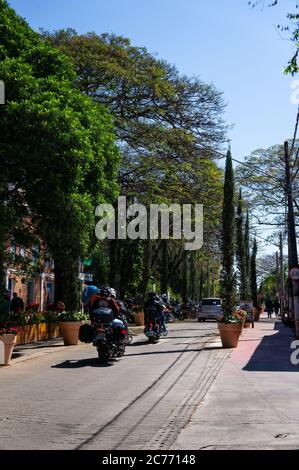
[
  {"left": 274, "top": 298, "right": 280, "bottom": 318},
  {"left": 9, "top": 292, "right": 24, "bottom": 317},
  {"left": 56, "top": 301, "right": 66, "bottom": 313},
  {"left": 265, "top": 298, "right": 273, "bottom": 319}
]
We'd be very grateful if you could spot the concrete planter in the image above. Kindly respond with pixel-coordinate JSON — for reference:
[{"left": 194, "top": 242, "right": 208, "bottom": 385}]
[
  {"left": 16, "top": 323, "right": 61, "bottom": 345},
  {"left": 254, "top": 312, "right": 260, "bottom": 322},
  {"left": 133, "top": 312, "right": 144, "bottom": 326},
  {"left": 218, "top": 322, "right": 242, "bottom": 348},
  {"left": 59, "top": 321, "right": 83, "bottom": 346},
  {"left": 0, "top": 334, "right": 17, "bottom": 366},
  {"left": 48, "top": 322, "right": 60, "bottom": 340},
  {"left": 38, "top": 323, "right": 48, "bottom": 341}
]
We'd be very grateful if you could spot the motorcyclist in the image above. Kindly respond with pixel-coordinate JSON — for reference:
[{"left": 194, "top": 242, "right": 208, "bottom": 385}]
[
  {"left": 144, "top": 292, "right": 167, "bottom": 333},
  {"left": 89, "top": 286, "right": 120, "bottom": 323},
  {"left": 108, "top": 288, "right": 127, "bottom": 320},
  {"left": 108, "top": 288, "right": 131, "bottom": 341},
  {"left": 161, "top": 293, "right": 173, "bottom": 322},
  {"left": 81, "top": 282, "right": 99, "bottom": 312}
]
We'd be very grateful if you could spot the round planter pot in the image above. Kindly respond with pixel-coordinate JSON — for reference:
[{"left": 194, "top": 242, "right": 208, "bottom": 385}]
[
  {"left": 59, "top": 322, "right": 83, "bottom": 346},
  {"left": 134, "top": 312, "right": 144, "bottom": 326},
  {"left": 0, "top": 334, "right": 17, "bottom": 366},
  {"left": 218, "top": 323, "right": 242, "bottom": 348}
]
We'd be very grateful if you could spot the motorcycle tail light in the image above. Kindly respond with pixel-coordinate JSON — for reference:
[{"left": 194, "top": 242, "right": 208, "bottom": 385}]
[
  {"left": 120, "top": 329, "right": 127, "bottom": 335},
  {"left": 97, "top": 327, "right": 105, "bottom": 333}
]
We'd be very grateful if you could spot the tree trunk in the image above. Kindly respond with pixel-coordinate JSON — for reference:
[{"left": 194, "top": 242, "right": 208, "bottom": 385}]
[
  {"left": 181, "top": 251, "right": 189, "bottom": 303},
  {"left": 140, "top": 238, "right": 152, "bottom": 300},
  {"left": 109, "top": 239, "right": 121, "bottom": 290},
  {"left": 199, "top": 268, "right": 204, "bottom": 300},
  {"left": 54, "top": 257, "right": 80, "bottom": 311},
  {"left": 160, "top": 239, "right": 169, "bottom": 294},
  {"left": 189, "top": 251, "right": 196, "bottom": 300}
]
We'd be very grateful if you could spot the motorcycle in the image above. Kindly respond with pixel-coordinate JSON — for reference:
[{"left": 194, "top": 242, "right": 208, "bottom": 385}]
[
  {"left": 144, "top": 308, "right": 168, "bottom": 344},
  {"left": 91, "top": 307, "right": 128, "bottom": 363},
  {"left": 173, "top": 304, "right": 184, "bottom": 321}
]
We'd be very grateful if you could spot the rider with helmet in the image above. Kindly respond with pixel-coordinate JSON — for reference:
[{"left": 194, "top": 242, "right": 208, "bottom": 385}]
[
  {"left": 144, "top": 292, "right": 167, "bottom": 333},
  {"left": 89, "top": 286, "right": 120, "bottom": 322},
  {"left": 81, "top": 282, "right": 100, "bottom": 313}
]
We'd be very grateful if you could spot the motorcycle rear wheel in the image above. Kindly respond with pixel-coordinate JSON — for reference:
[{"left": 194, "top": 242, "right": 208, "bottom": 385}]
[{"left": 97, "top": 345, "right": 110, "bottom": 364}]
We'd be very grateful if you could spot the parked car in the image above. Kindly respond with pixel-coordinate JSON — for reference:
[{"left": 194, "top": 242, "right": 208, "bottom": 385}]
[{"left": 197, "top": 298, "right": 222, "bottom": 321}]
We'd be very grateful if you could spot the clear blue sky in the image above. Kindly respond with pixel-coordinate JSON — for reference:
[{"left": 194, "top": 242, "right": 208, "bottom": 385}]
[{"left": 8, "top": 0, "right": 298, "bottom": 161}]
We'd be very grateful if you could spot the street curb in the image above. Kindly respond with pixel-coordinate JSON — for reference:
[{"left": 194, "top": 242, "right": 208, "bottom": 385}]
[{"left": 3, "top": 326, "right": 145, "bottom": 368}]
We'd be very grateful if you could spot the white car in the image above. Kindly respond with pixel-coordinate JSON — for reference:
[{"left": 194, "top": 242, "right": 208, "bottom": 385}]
[{"left": 197, "top": 298, "right": 222, "bottom": 321}]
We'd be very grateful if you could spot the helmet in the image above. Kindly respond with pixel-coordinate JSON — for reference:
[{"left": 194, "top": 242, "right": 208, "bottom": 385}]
[
  {"left": 161, "top": 293, "right": 169, "bottom": 302},
  {"left": 109, "top": 288, "right": 117, "bottom": 299},
  {"left": 100, "top": 287, "right": 111, "bottom": 297},
  {"left": 147, "top": 292, "right": 160, "bottom": 301}
]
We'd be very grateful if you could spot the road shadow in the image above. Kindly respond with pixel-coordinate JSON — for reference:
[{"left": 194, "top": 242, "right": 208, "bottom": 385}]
[
  {"left": 11, "top": 352, "right": 23, "bottom": 359},
  {"left": 51, "top": 358, "right": 116, "bottom": 368},
  {"left": 125, "top": 348, "right": 205, "bottom": 357},
  {"left": 243, "top": 321, "right": 298, "bottom": 372}
]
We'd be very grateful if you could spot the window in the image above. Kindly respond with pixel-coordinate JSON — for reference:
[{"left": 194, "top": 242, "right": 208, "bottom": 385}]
[
  {"left": 202, "top": 299, "right": 221, "bottom": 306},
  {"left": 31, "top": 244, "right": 40, "bottom": 264}
]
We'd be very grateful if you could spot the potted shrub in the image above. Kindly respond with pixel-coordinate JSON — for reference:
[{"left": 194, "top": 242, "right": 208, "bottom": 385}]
[
  {"left": 132, "top": 304, "right": 144, "bottom": 326},
  {"left": 218, "top": 311, "right": 244, "bottom": 347},
  {"left": 58, "top": 311, "right": 88, "bottom": 345},
  {"left": 218, "top": 150, "right": 242, "bottom": 348},
  {"left": 0, "top": 326, "right": 19, "bottom": 366}
]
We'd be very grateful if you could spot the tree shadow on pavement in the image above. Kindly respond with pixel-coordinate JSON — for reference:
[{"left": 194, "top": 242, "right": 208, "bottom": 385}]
[{"left": 243, "top": 322, "right": 298, "bottom": 372}]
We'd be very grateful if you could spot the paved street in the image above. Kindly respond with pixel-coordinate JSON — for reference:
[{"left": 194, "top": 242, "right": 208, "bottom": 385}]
[{"left": 0, "top": 321, "right": 228, "bottom": 450}]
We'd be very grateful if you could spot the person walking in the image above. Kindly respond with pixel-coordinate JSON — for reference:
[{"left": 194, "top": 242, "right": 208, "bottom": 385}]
[
  {"left": 9, "top": 292, "right": 24, "bottom": 317},
  {"left": 265, "top": 298, "right": 273, "bottom": 319},
  {"left": 274, "top": 298, "right": 280, "bottom": 318}
]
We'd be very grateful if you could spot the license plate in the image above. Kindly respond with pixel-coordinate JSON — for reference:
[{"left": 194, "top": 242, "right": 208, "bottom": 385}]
[{"left": 96, "top": 332, "right": 105, "bottom": 340}]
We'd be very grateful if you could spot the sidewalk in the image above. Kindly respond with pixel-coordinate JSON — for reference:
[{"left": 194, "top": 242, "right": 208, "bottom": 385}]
[
  {"left": 7, "top": 325, "right": 144, "bottom": 366},
  {"left": 172, "top": 317, "right": 299, "bottom": 450}
]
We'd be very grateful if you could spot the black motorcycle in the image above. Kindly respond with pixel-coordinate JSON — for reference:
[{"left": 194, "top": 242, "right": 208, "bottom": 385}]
[
  {"left": 79, "top": 308, "right": 128, "bottom": 363},
  {"left": 144, "top": 308, "right": 168, "bottom": 344}
]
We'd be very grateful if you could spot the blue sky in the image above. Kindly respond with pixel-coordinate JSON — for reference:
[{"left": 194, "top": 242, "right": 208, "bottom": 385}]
[{"left": 8, "top": 0, "right": 298, "bottom": 161}]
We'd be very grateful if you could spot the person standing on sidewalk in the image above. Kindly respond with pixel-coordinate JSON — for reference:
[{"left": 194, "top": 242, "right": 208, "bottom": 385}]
[
  {"left": 266, "top": 299, "right": 273, "bottom": 318},
  {"left": 9, "top": 292, "right": 24, "bottom": 317},
  {"left": 274, "top": 298, "right": 280, "bottom": 318}
]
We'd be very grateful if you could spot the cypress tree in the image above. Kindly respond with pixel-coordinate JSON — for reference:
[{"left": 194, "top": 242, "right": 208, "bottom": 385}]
[
  {"left": 244, "top": 211, "right": 251, "bottom": 299},
  {"left": 236, "top": 189, "right": 246, "bottom": 299},
  {"left": 251, "top": 238, "right": 258, "bottom": 308},
  {"left": 219, "top": 149, "right": 237, "bottom": 317}
]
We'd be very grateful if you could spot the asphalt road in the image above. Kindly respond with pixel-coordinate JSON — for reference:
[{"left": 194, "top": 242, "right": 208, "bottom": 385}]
[{"left": 0, "top": 321, "right": 228, "bottom": 450}]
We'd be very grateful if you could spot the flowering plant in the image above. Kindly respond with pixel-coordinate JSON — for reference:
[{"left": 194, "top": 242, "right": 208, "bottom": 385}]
[
  {"left": 0, "top": 325, "right": 19, "bottom": 335},
  {"left": 217, "top": 309, "right": 246, "bottom": 324},
  {"left": 58, "top": 311, "right": 88, "bottom": 322}
]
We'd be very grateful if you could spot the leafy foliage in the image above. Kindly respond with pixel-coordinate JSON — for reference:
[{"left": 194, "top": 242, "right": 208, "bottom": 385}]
[{"left": 219, "top": 150, "right": 237, "bottom": 317}]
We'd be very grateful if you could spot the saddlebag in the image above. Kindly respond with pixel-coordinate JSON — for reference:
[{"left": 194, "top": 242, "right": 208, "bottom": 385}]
[{"left": 79, "top": 323, "right": 94, "bottom": 343}]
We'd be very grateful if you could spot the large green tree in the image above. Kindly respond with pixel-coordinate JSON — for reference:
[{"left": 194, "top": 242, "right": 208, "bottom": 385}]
[
  {"left": 41, "top": 29, "right": 227, "bottom": 299},
  {"left": 0, "top": 1, "right": 119, "bottom": 309}
]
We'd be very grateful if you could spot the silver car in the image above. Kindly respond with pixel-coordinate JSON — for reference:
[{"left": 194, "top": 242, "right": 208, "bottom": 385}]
[{"left": 197, "top": 298, "right": 222, "bottom": 321}]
